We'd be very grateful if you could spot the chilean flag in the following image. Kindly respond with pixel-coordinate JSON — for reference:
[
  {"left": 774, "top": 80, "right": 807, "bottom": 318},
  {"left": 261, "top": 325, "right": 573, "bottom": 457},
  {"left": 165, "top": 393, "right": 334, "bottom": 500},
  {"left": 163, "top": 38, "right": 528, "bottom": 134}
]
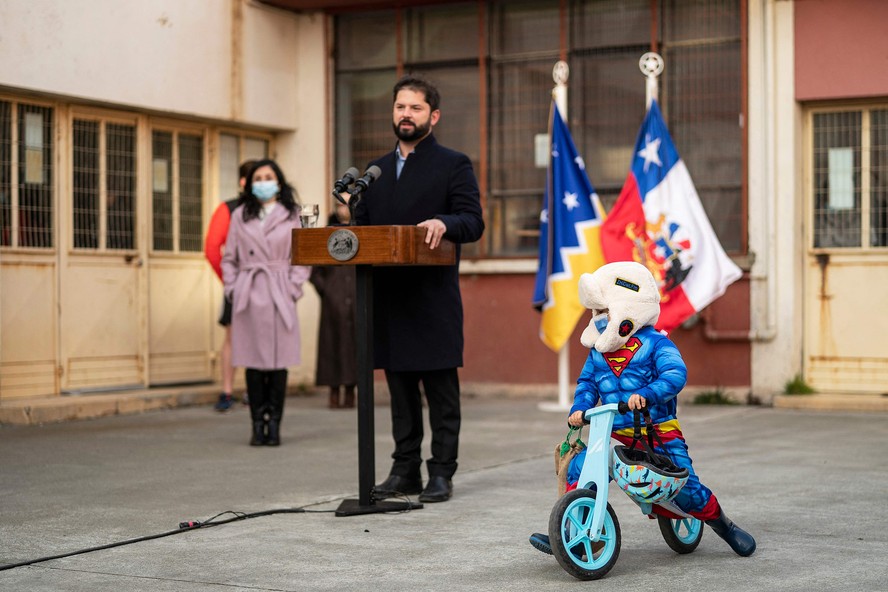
[{"left": 601, "top": 100, "right": 742, "bottom": 333}]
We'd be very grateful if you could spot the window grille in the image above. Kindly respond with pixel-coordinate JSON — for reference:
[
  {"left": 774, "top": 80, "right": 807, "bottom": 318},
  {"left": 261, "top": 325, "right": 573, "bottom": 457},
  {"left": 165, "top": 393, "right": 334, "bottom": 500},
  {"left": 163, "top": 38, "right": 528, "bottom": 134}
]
[
  {"left": 152, "top": 131, "right": 174, "bottom": 251},
  {"left": 661, "top": 0, "right": 743, "bottom": 251},
  {"left": 0, "top": 100, "right": 54, "bottom": 248},
  {"left": 178, "top": 134, "right": 203, "bottom": 252},
  {"left": 812, "top": 107, "right": 888, "bottom": 250},
  {"left": 871, "top": 110, "right": 888, "bottom": 247},
  {"left": 0, "top": 101, "right": 10, "bottom": 246},
  {"left": 72, "top": 120, "right": 99, "bottom": 249},
  {"left": 150, "top": 129, "right": 206, "bottom": 253},
  {"left": 71, "top": 118, "right": 136, "bottom": 251},
  {"left": 106, "top": 123, "right": 136, "bottom": 251}
]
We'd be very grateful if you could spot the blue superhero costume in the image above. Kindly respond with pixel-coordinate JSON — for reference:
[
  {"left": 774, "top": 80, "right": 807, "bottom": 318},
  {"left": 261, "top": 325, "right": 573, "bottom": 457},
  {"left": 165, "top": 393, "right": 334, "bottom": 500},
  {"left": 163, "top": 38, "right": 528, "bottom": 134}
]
[{"left": 566, "top": 326, "right": 715, "bottom": 518}]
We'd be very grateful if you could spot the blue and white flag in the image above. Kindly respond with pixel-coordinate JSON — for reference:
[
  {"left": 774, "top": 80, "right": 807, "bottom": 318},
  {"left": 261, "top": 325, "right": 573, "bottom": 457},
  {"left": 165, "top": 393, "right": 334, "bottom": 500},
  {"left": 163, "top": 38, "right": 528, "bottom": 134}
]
[{"left": 533, "top": 102, "right": 607, "bottom": 352}]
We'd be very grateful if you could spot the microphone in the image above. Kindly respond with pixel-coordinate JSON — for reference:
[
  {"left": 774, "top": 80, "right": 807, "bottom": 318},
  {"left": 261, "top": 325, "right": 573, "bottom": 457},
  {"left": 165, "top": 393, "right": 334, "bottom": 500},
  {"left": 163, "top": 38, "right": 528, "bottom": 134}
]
[
  {"left": 353, "top": 165, "right": 381, "bottom": 193},
  {"left": 332, "top": 167, "right": 360, "bottom": 193}
]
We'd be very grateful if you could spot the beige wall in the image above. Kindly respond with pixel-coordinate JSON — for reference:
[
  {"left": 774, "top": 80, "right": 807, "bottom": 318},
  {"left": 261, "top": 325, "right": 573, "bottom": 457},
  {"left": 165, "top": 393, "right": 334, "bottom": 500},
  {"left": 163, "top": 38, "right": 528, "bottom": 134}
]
[
  {"left": 0, "top": 0, "right": 308, "bottom": 131},
  {"left": 748, "top": 0, "right": 803, "bottom": 398}
]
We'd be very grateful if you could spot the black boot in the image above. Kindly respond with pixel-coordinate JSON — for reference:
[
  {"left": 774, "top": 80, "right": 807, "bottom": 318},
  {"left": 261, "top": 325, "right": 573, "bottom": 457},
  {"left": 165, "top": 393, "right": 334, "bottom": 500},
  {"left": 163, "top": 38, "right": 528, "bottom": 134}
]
[
  {"left": 706, "top": 510, "right": 756, "bottom": 557},
  {"left": 266, "top": 369, "right": 287, "bottom": 446},
  {"left": 250, "top": 420, "right": 266, "bottom": 446},
  {"left": 246, "top": 369, "right": 268, "bottom": 446},
  {"left": 266, "top": 418, "right": 280, "bottom": 446}
]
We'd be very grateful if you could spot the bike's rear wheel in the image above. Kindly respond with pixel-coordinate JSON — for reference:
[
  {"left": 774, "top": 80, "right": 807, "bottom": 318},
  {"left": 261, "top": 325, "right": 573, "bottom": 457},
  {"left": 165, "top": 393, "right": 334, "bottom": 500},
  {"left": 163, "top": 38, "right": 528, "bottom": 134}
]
[
  {"left": 657, "top": 514, "right": 703, "bottom": 554},
  {"left": 548, "top": 488, "right": 621, "bottom": 580}
]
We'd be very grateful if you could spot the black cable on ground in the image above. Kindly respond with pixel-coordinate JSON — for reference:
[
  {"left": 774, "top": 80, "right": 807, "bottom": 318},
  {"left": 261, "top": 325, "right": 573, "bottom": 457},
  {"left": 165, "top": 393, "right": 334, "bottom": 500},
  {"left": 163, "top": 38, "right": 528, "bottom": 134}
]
[{"left": 0, "top": 506, "right": 311, "bottom": 572}]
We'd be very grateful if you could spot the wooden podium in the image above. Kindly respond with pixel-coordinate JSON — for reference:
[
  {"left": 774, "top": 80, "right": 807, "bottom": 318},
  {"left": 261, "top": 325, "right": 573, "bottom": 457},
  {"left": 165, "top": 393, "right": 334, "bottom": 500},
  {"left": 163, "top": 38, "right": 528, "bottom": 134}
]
[{"left": 291, "top": 225, "right": 455, "bottom": 516}]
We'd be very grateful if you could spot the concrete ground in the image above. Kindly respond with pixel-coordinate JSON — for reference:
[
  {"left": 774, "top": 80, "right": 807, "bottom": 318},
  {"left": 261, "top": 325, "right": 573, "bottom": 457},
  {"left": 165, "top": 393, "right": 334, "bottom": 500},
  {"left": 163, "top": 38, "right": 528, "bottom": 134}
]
[{"left": 1, "top": 392, "right": 886, "bottom": 591}]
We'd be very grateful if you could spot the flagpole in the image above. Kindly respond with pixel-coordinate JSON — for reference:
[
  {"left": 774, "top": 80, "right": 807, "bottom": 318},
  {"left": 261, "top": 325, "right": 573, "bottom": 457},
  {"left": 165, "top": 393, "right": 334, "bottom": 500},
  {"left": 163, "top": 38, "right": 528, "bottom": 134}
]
[{"left": 540, "top": 60, "right": 573, "bottom": 413}]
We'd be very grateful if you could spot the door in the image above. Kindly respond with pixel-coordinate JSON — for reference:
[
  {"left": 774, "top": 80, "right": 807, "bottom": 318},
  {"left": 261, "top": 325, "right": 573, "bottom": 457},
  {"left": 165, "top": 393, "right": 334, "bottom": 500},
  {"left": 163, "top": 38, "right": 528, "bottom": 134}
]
[
  {"left": 0, "top": 99, "right": 59, "bottom": 399},
  {"left": 147, "top": 127, "right": 213, "bottom": 384},
  {"left": 59, "top": 112, "right": 146, "bottom": 392},
  {"left": 804, "top": 107, "right": 888, "bottom": 393}
]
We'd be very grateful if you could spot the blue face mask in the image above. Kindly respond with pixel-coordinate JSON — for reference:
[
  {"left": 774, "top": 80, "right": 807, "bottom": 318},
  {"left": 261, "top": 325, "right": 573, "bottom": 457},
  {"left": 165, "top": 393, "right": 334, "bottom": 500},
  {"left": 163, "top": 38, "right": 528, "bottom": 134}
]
[
  {"left": 252, "top": 180, "right": 280, "bottom": 202},
  {"left": 594, "top": 315, "right": 609, "bottom": 333}
]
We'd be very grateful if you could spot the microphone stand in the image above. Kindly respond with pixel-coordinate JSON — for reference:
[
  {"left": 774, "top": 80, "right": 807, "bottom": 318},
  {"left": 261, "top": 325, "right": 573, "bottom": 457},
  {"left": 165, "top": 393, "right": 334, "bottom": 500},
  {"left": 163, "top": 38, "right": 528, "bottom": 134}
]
[{"left": 330, "top": 187, "right": 362, "bottom": 227}]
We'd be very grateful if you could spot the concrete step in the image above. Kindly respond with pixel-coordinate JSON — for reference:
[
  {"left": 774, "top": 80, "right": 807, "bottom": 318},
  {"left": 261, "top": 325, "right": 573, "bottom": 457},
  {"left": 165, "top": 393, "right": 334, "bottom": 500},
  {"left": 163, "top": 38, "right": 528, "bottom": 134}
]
[
  {"left": 772, "top": 393, "right": 888, "bottom": 412},
  {"left": 3, "top": 383, "right": 886, "bottom": 427}
]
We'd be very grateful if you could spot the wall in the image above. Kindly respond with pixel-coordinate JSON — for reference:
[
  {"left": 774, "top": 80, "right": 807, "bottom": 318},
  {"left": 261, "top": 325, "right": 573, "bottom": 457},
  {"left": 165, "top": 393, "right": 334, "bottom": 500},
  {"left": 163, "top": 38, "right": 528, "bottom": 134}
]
[
  {"left": 795, "top": 0, "right": 888, "bottom": 101},
  {"left": 274, "top": 10, "right": 329, "bottom": 386},
  {"left": 0, "top": 0, "right": 301, "bottom": 130},
  {"left": 459, "top": 273, "right": 751, "bottom": 389}
]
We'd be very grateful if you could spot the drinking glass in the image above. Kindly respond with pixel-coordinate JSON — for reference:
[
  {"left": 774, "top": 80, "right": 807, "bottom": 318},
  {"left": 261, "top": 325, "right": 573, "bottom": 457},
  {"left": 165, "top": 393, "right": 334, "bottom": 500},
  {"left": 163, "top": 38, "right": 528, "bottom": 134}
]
[{"left": 300, "top": 203, "right": 320, "bottom": 228}]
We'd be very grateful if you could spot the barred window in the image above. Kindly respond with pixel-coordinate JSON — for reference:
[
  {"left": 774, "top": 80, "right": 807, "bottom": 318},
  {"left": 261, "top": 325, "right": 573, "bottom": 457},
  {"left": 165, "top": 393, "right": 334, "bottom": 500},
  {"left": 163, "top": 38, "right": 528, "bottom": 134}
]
[
  {"left": 107, "top": 124, "right": 136, "bottom": 250},
  {"left": 72, "top": 120, "right": 99, "bottom": 249},
  {"left": 1, "top": 100, "right": 54, "bottom": 248},
  {"left": 72, "top": 118, "right": 136, "bottom": 251},
  {"left": 870, "top": 110, "right": 888, "bottom": 247},
  {"left": 151, "top": 129, "right": 205, "bottom": 253},
  {"left": 152, "top": 131, "right": 173, "bottom": 251},
  {"left": 178, "top": 134, "right": 203, "bottom": 252},
  {"left": 334, "top": 0, "right": 745, "bottom": 258},
  {"left": 812, "top": 108, "right": 888, "bottom": 249}
]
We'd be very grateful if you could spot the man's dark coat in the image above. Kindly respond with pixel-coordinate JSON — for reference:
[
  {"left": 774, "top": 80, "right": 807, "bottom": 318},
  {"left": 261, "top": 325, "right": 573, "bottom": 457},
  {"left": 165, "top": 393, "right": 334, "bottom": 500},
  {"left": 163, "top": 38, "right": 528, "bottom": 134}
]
[{"left": 355, "top": 134, "right": 484, "bottom": 371}]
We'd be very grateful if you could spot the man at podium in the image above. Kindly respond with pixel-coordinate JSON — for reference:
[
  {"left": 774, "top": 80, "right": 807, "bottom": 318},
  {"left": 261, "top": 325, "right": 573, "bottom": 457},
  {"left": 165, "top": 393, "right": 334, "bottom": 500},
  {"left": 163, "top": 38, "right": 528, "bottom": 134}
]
[{"left": 355, "top": 74, "right": 484, "bottom": 504}]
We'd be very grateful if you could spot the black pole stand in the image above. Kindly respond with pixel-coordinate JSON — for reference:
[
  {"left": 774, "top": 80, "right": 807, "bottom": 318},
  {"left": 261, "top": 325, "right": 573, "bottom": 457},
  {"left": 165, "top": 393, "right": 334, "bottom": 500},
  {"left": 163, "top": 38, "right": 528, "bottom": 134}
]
[{"left": 334, "top": 264, "right": 423, "bottom": 516}]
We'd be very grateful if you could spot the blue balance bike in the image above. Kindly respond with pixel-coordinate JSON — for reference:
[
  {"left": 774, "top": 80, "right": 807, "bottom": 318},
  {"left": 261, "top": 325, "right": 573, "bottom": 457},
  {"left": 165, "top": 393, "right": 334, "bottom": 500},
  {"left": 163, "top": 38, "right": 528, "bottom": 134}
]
[{"left": 548, "top": 403, "right": 703, "bottom": 580}]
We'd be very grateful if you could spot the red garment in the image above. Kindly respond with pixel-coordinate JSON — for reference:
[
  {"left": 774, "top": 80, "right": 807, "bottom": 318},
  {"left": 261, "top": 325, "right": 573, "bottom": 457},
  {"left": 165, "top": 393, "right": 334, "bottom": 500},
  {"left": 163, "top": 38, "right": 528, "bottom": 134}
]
[{"left": 205, "top": 199, "right": 238, "bottom": 280}]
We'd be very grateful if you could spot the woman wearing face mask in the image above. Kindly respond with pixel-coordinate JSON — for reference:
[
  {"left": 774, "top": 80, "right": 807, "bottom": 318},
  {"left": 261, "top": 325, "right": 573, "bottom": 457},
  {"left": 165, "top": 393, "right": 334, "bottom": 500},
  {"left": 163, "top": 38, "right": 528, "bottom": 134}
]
[{"left": 222, "top": 159, "right": 311, "bottom": 446}]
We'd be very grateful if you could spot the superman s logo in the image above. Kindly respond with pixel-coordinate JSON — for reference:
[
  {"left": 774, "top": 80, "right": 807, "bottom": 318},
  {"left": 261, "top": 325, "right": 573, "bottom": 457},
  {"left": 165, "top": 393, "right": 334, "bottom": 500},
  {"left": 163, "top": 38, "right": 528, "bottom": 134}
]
[{"left": 605, "top": 337, "right": 642, "bottom": 377}]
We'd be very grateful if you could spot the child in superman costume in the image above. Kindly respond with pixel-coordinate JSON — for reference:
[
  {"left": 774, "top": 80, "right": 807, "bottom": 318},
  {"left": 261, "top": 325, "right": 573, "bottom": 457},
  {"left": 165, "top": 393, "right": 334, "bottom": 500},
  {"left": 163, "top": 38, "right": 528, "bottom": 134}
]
[{"left": 530, "top": 261, "right": 756, "bottom": 557}]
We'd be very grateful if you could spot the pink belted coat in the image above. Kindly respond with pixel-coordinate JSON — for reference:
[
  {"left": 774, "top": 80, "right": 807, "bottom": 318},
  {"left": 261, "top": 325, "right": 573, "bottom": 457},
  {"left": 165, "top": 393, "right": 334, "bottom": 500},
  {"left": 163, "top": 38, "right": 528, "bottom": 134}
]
[{"left": 221, "top": 203, "right": 311, "bottom": 370}]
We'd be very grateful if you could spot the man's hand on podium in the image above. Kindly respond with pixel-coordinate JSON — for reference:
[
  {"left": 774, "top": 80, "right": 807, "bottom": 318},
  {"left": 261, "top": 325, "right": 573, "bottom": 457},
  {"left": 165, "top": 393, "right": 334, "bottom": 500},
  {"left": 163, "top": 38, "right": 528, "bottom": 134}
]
[{"left": 418, "top": 219, "right": 447, "bottom": 250}]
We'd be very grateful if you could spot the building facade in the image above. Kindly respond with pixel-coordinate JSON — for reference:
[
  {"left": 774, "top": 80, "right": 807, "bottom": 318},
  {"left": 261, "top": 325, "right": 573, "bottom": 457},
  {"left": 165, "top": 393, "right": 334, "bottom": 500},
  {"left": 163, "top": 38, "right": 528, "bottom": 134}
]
[{"left": 1, "top": 0, "right": 885, "bottom": 403}]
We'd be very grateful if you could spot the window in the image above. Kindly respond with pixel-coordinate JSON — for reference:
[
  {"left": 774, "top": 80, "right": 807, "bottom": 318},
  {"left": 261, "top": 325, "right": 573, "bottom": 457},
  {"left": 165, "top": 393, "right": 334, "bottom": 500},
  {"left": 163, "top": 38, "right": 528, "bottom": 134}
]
[
  {"left": 1, "top": 100, "right": 54, "bottom": 248},
  {"left": 488, "top": 1, "right": 560, "bottom": 255},
  {"left": 812, "top": 108, "right": 888, "bottom": 249},
  {"left": 333, "top": 11, "right": 397, "bottom": 179},
  {"left": 151, "top": 130, "right": 206, "bottom": 253},
  {"left": 72, "top": 117, "right": 136, "bottom": 251},
  {"left": 660, "top": 0, "right": 743, "bottom": 251},
  {"left": 334, "top": 0, "right": 744, "bottom": 258}
]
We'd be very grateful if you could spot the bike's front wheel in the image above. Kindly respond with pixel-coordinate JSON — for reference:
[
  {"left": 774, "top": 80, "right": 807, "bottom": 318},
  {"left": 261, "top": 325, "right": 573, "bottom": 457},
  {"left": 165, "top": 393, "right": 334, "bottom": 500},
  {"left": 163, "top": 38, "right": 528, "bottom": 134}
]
[
  {"left": 657, "top": 514, "right": 704, "bottom": 554},
  {"left": 548, "top": 488, "right": 621, "bottom": 580}
]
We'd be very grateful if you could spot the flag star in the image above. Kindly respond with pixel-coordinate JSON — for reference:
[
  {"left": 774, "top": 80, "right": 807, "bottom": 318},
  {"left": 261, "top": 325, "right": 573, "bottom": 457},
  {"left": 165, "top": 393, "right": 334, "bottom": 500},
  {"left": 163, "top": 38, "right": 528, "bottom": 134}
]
[
  {"left": 551, "top": 145, "right": 560, "bottom": 158},
  {"left": 637, "top": 134, "right": 662, "bottom": 172},
  {"left": 563, "top": 191, "right": 579, "bottom": 210},
  {"left": 540, "top": 209, "right": 548, "bottom": 224},
  {"left": 575, "top": 156, "right": 586, "bottom": 170}
]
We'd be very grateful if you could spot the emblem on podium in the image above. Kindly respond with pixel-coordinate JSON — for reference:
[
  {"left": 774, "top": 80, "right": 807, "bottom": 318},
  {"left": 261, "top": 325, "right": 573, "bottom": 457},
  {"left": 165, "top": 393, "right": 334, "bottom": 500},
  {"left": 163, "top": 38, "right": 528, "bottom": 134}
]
[{"left": 327, "top": 228, "right": 359, "bottom": 261}]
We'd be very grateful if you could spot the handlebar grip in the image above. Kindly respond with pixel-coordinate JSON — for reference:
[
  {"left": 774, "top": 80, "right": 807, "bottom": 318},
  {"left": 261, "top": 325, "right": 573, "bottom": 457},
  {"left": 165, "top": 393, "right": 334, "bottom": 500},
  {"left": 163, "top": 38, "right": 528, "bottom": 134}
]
[{"left": 617, "top": 401, "right": 631, "bottom": 415}]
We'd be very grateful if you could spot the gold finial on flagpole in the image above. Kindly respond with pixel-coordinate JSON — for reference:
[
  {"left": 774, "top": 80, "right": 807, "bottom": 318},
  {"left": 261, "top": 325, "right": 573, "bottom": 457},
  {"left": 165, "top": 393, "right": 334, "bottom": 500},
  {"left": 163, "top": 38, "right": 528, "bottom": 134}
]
[{"left": 639, "top": 52, "right": 664, "bottom": 109}]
